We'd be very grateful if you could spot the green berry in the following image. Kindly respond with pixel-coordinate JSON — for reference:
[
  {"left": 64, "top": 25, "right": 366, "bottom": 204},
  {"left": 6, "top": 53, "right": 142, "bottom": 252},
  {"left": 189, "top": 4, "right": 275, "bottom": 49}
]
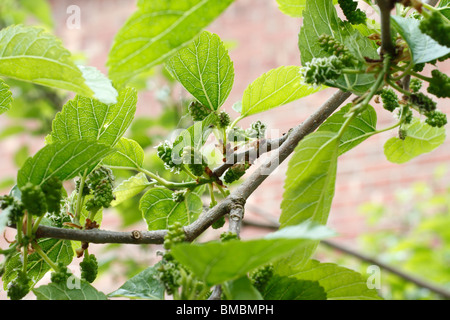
[
  {"left": 220, "top": 231, "right": 238, "bottom": 242},
  {"left": 409, "top": 78, "right": 422, "bottom": 93},
  {"left": 80, "top": 254, "right": 98, "bottom": 283},
  {"left": 41, "top": 177, "right": 63, "bottom": 215},
  {"left": 250, "top": 264, "right": 274, "bottom": 293},
  {"left": 425, "top": 110, "right": 447, "bottom": 128},
  {"left": 212, "top": 216, "right": 226, "bottom": 229},
  {"left": 413, "top": 63, "right": 425, "bottom": 72},
  {"left": 247, "top": 121, "right": 267, "bottom": 139},
  {"left": 318, "top": 34, "right": 356, "bottom": 66},
  {"left": 217, "top": 111, "right": 231, "bottom": 129},
  {"left": 301, "top": 56, "right": 344, "bottom": 86},
  {"left": 164, "top": 222, "right": 186, "bottom": 250},
  {"left": 223, "top": 163, "right": 249, "bottom": 184},
  {"left": 157, "top": 259, "right": 181, "bottom": 295},
  {"left": 20, "top": 182, "right": 47, "bottom": 217},
  {"left": 338, "top": 0, "right": 367, "bottom": 25},
  {"left": 157, "top": 141, "right": 182, "bottom": 173},
  {"left": 427, "top": 69, "right": 450, "bottom": 98},
  {"left": 172, "top": 190, "right": 186, "bottom": 203},
  {"left": 227, "top": 127, "right": 248, "bottom": 142},
  {"left": 0, "top": 195, "right": 24, "bottom": 225},
  {"left": 7, "top": 270, "right": 31, "bottom": 300},
  {"left": 84, "top": 167, "right": 115, "bottom": 213},
  {"left": 188, "top": 101, "right": 211, "bottom": 121},
  {"left": 51, "top": 263, "right": 71, "bottom": 284},
  {"left": 419, "top": 10, "right": 450, "bottom": 48},
  {"left": 182, "top": 146, "right": 207, "bottom": 177},
  {"left": 380, "top": 88, "right": 400, "bottom": 112},
  {"left": 410, "top": 93, "right": 437, "bottom": 114}
]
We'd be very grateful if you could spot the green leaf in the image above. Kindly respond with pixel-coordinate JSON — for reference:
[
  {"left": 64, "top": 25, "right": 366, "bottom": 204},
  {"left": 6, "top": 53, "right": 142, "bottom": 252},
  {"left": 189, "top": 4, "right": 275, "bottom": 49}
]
[
  {"left": 108, "top": 263, "right": 165, "bottom": 300},
  {"left": 280, "top": 131, "right": 339, "bottom": 227},
  {"left": 50, "top": 88, "right": 137, "bottom": 147},
  {"left": 240, "top": 66, "right": 322, "bottom": 117},
  {"left": 439, "top": 0, "right": 450, "bottom": 8},
  {"left": 111, "top": 173, "right": 152, "bottom": 207},
  {"left": 298, "top": 0, "right": 378, "bottom": 94},
  {"left": 3, "top": 237, "right": 73, "bottom": 289},
  {"left": 222, "top": 276, "right": 263, "bottom": 300},
  {"left": 277, "top": 259, "right": 382, "bottom": 300},
  {"left": 107, "top": 0, "right": 235, "bottom": 87},
  {"left": 262, "top": 276, "right": 327, "bottom": 300},
  {"left": 166, "top": 31, "right": 234, "bottom": 111},
  {"left": 384, "top": 119, "right": 446, "bottom": 164},
  {"left": 17, "top": 139, "right": 114, "bottom": 187},
  {"left": 170, "top": 221, "right": 334, "bottom": 286},
  {"left": 78, "top": 66, "right": 118, "bottom": 105},
  {"left": 102, "top": 137, "right": 145, "bottom": 169},
  {"left": 140, "top": 187, "right": 203, "bottom": 230},
  {"left": 391, "top": 16, "right": 450, "bottom": 64},
  {"left": 279, "top": 131, "right": 339, "bottom": 269},
  {"left": 0, "top": 78, "right": 12, "bottom": 115},
  {"left": 0, "top": 25, "right": 112, "bottom": 102},
  {"left": 317, "top": 103, "right": 377, "bottom": 155},
  {"left": 33, "top": 280, "right": 107, "bottom": 300},
  {"left": 276, "top": 0, "right": 337, "bottom": 18}
]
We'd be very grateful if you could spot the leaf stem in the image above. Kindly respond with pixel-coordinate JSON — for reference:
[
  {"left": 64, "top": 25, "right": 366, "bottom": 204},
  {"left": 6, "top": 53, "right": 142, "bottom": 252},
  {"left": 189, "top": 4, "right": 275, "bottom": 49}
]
[
  {"left": 31, "top": 215, "right": 44, "bottom": 234},
  {"left": 16, "top": 215, "right": 23, "bottom": 246},
  {"left": 208, "top": 183, "right": 217, "bottom": 207},
  {"left": 352, "top": 55, "right": 391, "bottom": 115},
  {"left": 106, "top": 165, "right": 211, "bottom": 190},
  {"left": 181, "top": 164, "right": 197, "bottom": 180},
  {"left": 32, "top": 241, "right": 59, "bottom": 271},
  {"left": 388, "top": 79, "right": 411, "bottom": 96},
  {"left": 391, "top": 62, "right": 414, "bottom": 81},
  {"left": 22, "top": 212, "right": 33, "bottom": 273},
  {"left": 405, "top": 69, "right": 433, "bottom": 82},
  {"left": 230, "top": 115, "right": 244, "bottom": 129},
  {"left": 75, "top": 169, "right": 88, "bottom": 223},
  {"left": 215, "top": 183, "right": 229, "bottom": 198},
  {"left": 341, "top": 68, "right": 377, "bottom": 75}
]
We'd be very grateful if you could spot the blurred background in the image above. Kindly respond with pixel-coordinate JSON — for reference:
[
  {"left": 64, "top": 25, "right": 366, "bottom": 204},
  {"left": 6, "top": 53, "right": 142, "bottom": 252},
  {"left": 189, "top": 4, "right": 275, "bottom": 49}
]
[{"left": 0, "top": 0, "right": 449, "bottom": 299}]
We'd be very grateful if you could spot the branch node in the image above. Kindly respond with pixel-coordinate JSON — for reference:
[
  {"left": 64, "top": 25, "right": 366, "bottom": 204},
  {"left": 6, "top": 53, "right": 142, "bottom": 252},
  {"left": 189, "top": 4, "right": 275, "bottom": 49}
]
[{"left": 131, "top": 230, "right": 142, "bottom": 241}]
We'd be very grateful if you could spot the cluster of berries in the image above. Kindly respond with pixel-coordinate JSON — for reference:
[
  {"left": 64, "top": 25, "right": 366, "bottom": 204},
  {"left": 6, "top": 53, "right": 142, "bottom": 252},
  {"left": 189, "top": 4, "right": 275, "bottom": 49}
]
[
  {"left": 379, "top": 87, "right": 447, "bottom": 129},
  {"left": 419, "top": 10, "right": 450, "bottom": 48},
  {"left": 338, "top": 0, "right": 367, "bottom": 25},
  {"left": 19, "top": 177, "right": 63, "bottom": 217},
  {"left": 83, "top": 167, "right": 115, "bottom": 213}
]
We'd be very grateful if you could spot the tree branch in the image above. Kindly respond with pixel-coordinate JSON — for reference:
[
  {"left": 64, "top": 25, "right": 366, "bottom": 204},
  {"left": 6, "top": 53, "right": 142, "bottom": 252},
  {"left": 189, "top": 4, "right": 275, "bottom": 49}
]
[
  {"left": 32, "top": 90, "right": 351, "bottom": 245},
  {"left": 228, "top": 200, "right": 245, "bottom": 238},
  {"left": 35, "top": 225, "right": 167, "bottom": 244},
  {"left": 213, "top": 133, "right": 290, "bottom": 178},
  {"left": 426, "top": 0, "right": 439, "bottom": 6},
  {"left": 376, "top": 0, "right": 396, "bottom": 56}
]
